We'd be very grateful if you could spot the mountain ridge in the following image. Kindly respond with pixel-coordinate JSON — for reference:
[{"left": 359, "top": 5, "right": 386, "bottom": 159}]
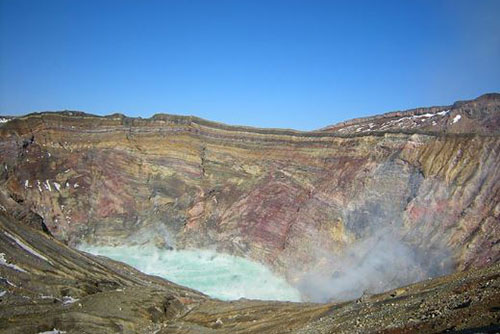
[{"left": 2, "top": 92, "right": 499, "bottom": 136}]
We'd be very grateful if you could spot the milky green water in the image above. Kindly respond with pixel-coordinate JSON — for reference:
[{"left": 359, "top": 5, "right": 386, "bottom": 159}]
[{"left": 79, "top": 245, "right": 302, "bottom": 302}]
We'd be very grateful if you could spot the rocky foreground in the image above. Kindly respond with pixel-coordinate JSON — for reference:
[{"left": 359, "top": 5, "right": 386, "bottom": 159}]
[{"left": 0, "top": 93, "right": 499, "bottom": 332}]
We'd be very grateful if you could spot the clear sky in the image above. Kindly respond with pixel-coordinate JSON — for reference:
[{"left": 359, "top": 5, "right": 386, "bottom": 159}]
[{"left": 1, "top": 0, "right": 499, "bottom": 130}]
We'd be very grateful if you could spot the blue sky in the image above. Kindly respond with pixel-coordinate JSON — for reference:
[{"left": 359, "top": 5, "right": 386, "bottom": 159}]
[{"left": 1, "top": 0, "right": 499, "bottom": 130}]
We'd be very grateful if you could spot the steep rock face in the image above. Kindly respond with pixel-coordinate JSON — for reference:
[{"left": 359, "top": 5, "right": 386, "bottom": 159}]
[{"left": 0, "top": 94, "right": 498, "bottom": 287}]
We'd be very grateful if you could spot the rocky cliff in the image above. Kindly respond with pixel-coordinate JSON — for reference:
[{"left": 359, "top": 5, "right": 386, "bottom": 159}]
[{"left": 0, "top": 93, "right": 499, "bottom": 299}]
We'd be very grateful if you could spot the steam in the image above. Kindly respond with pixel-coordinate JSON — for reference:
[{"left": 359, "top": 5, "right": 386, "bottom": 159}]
[
  {"left": 296, "top": 229, "right": 453, "bottom": 302},
  {"left": 294, "top": 159, "right": 456, "bottom": 303},
  {"left": 125, "top": 224, "right": 176, "bottom": 249}
]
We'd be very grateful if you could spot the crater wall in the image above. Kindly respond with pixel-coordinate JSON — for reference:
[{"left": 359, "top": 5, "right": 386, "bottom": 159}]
[{"left": 0, "top": 95, "right": 498, "bottom": 291}]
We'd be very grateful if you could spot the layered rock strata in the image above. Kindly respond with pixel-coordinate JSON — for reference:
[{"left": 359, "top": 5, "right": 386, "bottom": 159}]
[{"left": 0, "top": 93, "right": 498, "bottom": 294}]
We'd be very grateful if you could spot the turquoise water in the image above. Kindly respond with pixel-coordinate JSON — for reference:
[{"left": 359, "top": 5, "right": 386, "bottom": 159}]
[{"left": 79, "top": 245, "right": 301, "bottom": 302}]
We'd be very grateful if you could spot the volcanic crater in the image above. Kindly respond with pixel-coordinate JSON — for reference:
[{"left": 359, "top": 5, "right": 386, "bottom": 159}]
[{"left": 0, "top": 93, "right": 499, "bottom": 333}]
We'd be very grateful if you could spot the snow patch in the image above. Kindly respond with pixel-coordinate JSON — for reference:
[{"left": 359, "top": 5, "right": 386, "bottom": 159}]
[
  {"left": 0, "top": 252, "right": 27, "bottom": 272},
  {"left": 37, "top": 329, "right": 67, "bottom": 334},
  {"left": 37, "top": 180, "right": 43, "bottom": 192},
  {"left": 0, "top": 118, "right": 9, "bottom": 123},
  {"left": 62, "top": 296, "right": 79, "bottom": 305},
  {"left": 53, "top": 182, "right": 61, "bottom": 192},
  {"left": 24, "top": 180, "right": 29, "bottom": 188},
  {"left": 0, "top": 290, "right": 6, "bottom": 297},
  {"left": 4, "top": 232, "right": 52, "bottom": 264},
  {"left": 389, "top": 110, "right": 450, "bottom": 126},
  {"left": 452, "top": 114, "right": 462, "bottom": 124},
  {"left": 40, "top": 295, "right": 59, "bottom": 300},
  {"left": 44, "top": 180, "right": 52, "bottom": 192},
  {"left": 74, "top": 183, "right": 79, "bottom": 188},
  {"left": 412, "top": 113, "right": 435, "bottom": 119},
  {"left": 0, "top": 276, "right": 16, "bottom": 287}
]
